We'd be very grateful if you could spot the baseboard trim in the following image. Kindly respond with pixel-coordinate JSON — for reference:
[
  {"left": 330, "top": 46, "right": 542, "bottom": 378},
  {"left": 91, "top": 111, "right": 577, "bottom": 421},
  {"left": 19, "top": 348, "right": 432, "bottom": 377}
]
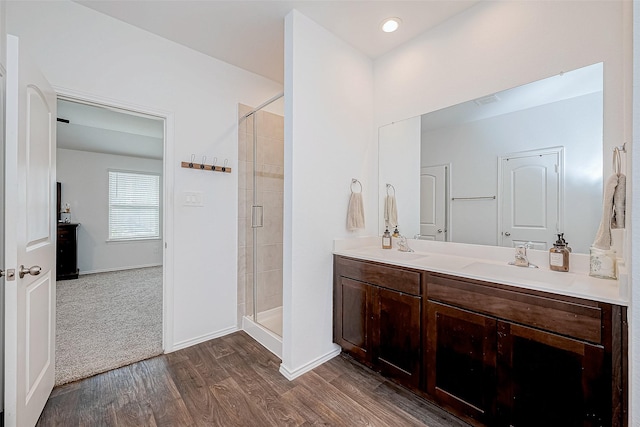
[
  {"left": 279, "top": 345, "right": 341, "bottom": 381},
  {"left": 79, "top": 264, "right": 162, "bottom": 275},
  {"left": 171, "top": 326, "right": 238, "bottom": 352}
]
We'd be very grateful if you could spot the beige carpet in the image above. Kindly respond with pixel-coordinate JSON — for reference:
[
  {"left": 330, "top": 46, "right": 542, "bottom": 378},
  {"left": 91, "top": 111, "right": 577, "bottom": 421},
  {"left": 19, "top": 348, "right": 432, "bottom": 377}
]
[{"left": 55, "top": 266, "right": 163, "bottom": 385}]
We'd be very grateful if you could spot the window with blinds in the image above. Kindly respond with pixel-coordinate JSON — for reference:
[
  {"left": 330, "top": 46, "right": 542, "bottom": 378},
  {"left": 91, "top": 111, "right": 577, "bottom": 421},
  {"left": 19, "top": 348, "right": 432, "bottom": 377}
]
[{"left": 108, "top": 170, "right": 160, "bottom": 240}]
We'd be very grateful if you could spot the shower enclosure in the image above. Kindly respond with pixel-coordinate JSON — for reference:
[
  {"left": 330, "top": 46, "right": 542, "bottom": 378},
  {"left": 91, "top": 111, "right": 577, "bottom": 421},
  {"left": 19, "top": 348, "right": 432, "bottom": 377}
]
[{"left": 238, "top": 94, "right": 284, "bottom": 357}]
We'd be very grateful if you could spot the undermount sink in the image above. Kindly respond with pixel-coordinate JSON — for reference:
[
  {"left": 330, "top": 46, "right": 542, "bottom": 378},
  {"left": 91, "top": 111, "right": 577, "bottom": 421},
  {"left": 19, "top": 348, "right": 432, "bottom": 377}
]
[
  {"left": 351, "top": 247, "right": 428, "bottom": 262},
  {"left": 411, "top": 254, "right": 473, "bottom": 271},
  {"left": 462, "top": 262, "right": 576, "bottom": 287}
]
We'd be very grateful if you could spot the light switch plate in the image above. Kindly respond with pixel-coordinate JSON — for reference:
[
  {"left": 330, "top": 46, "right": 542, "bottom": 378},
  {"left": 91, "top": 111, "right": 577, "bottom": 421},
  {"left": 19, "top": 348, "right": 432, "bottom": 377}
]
[{"left": 184, "top": 191, "right": 204, "bottom": 207}]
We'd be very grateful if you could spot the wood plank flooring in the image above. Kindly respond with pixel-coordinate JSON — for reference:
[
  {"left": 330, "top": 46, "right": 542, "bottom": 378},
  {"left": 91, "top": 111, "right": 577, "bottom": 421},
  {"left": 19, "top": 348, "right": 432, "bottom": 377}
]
[{"left": 37, "top": 331, "right": 470, "bottom": 426}]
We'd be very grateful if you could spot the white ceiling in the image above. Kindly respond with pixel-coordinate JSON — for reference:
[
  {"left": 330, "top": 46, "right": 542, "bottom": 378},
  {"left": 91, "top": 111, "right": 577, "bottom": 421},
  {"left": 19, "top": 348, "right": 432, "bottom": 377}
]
[
  {"left": 76, "top": 1, "right": 480, "bottom": 83},
  {"left": 57, "top": 100, "right": 164, "bottom": 159},
  {"left": 61, "top": 1, "right": 480, "bottom": 158}
]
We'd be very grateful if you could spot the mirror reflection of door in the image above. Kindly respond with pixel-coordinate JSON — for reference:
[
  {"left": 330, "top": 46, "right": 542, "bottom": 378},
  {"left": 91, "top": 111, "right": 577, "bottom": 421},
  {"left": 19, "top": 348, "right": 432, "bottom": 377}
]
[
  {"left": 420, "top": 165, "right": 448, "bottom": 241},
  {"left": 500, "top": 149, "right": 562, "bottom": 250}
]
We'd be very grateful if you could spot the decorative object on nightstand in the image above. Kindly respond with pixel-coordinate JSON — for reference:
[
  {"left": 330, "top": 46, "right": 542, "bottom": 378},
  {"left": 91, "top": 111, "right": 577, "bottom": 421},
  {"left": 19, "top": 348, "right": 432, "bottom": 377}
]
[{"left": 60, "top": 203, "right": 71, "bottom": 223}]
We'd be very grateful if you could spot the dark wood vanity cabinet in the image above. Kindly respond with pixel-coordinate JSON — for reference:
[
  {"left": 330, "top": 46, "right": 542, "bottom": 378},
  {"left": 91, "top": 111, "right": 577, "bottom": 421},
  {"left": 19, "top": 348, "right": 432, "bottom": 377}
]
[
  {"left": 425, "top": 272, "right": 624, "bottom": 426},
  {"left": 495, "top": 321, "right": 608, "bottom": 427},
  {"left": 334, "top": 256, "right": 422, "bottom": 388},
  {"left": 426, "top": 301, "right": 497, "bottom": 424},
  {"left": 335, "top": 277, "right": 372, "bottom": 362},
  {"left": 333, "top": 255, "right": 627, "bottom": 427}
]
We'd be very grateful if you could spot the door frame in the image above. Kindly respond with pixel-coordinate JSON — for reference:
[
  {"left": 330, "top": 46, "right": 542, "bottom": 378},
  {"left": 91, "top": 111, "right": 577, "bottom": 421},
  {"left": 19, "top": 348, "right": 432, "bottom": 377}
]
[
  {"left": 53, "top": 87, "right": 175, "bottom": 352},
  {"left": 0, "top": 40, "right": 5, "bottom": 419},
  {"left": 496, "top": 146, "right": 564, "bottom": 247}
]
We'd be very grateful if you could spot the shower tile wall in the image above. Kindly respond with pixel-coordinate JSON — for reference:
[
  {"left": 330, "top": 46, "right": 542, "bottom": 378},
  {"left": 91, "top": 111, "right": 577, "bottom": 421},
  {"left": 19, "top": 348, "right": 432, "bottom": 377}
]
[{"left": 237, "top": 104, "right": 284, "bottom": 326}]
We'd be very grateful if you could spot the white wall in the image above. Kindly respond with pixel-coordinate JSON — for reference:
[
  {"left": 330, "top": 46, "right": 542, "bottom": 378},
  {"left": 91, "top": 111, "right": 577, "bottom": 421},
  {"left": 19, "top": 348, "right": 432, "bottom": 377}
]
[
  {"left": 421, "top": 92, "right": 603, "bottom": 253},
  {"left": 282, "top": 10, "right": 374, "bottom": 376},
  {"left": 7, "top": 0, "right": 283, "bottom": 350},
  {"left": 57, "top": 148, "right": 163, "bottom": 274}
]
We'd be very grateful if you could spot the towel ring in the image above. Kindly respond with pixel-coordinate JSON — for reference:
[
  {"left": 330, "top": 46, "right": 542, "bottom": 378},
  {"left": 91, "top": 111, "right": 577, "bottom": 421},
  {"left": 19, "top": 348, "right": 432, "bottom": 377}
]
[
  {"left": 351, "top": 178, "right": 362, "bottom": 194},
  {"left": 386, "top": 183, "right": 396, "bottom": 197}
]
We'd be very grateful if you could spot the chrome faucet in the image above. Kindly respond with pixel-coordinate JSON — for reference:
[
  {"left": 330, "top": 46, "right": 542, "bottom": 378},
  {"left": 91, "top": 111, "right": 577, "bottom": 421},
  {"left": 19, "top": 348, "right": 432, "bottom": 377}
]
[
  {"left": 397, "top": 235, "right": 414, "bottom": 252},
  {"left": 509, "top": 242, "right": 538, "bottom": 268}
]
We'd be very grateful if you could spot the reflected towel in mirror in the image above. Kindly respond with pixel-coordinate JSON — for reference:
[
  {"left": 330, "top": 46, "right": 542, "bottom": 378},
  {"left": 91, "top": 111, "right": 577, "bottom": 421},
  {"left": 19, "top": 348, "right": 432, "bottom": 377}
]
[{"left": 384, "top": 195, "right": 398, "bottom": 228}]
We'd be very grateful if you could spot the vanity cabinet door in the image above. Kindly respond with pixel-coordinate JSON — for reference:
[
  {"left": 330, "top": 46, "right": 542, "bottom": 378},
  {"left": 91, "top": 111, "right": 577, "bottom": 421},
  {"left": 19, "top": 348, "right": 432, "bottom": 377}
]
[
  {"left": 426, "top": 301, "right": 497, "bottom": 424},
  {"left": 334, "top": 277, "right": 373, "bottom": 364},
  {"left": 372, "top": 287, "right": 421, "bottom": 388},
  {"left": 496, "top": 321, "right": 609, "bottom": 427}
]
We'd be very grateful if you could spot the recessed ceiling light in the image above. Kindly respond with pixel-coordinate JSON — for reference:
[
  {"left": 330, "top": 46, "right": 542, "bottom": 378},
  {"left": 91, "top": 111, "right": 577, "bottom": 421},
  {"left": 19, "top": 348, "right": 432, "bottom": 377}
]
[{"left": 381, "top": 17, "right": 401, "bottom": 33}]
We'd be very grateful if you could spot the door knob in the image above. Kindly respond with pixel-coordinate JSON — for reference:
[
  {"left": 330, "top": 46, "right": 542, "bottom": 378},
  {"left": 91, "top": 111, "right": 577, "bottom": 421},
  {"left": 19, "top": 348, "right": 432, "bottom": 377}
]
[
  {"left": 19, "top": 265, "right": 41, "bottom": 279},
  {"left": 505, "top": 232, "right": 511, "bottom": 237},
  {"left": 437, "top": 229, "right": 443, "bottom": 233}
]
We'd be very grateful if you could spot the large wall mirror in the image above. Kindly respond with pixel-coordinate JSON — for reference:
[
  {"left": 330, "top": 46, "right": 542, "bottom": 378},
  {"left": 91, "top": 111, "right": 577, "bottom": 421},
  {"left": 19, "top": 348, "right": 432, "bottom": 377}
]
[{"left": 378, "top": 62, "right": 603, "bottom": 254}]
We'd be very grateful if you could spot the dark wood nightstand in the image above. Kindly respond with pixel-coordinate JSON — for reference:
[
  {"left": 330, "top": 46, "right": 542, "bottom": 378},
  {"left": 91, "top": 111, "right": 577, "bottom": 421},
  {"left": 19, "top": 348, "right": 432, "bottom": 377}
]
[{"left": 57, "top": 223, "right": 79, "bottom": 280}]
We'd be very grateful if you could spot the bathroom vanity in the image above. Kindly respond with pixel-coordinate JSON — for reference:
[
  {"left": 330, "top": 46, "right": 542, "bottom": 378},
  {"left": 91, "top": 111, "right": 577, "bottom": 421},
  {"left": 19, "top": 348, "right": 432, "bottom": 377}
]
[{"left": 333, "top": 239, "right": 627, "bottom": 427}]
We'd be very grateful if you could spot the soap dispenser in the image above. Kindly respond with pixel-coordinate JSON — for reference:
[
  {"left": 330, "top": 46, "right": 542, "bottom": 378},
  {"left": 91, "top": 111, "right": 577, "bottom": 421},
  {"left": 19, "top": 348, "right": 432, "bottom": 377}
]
[
  {"left": 549, "top": 234, "right": 570, "bottom": 272},
  {"left": 559, "top": 233, "right": 572, "bottom": 253},
  {"left": 382, "top": 227, "right": 392, "bottom": 249}
]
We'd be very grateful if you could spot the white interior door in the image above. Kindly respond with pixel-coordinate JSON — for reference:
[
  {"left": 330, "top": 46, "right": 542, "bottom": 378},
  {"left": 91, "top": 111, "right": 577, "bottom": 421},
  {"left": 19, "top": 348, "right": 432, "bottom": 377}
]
[
  {"left": 500, "top": 151, "right": 560, "bottom": 250},
  {"left": 419, "top": 165, "right": 447, "bottom": 241},
  {"left": 5, "top": 35, "right": 56, "bottom": 427}
]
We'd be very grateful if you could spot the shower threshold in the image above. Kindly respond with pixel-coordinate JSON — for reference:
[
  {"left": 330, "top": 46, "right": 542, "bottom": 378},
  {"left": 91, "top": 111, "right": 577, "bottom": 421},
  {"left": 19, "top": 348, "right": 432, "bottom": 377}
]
[{"left": 243, "top": 306, "right": 282, "bottom": 358}]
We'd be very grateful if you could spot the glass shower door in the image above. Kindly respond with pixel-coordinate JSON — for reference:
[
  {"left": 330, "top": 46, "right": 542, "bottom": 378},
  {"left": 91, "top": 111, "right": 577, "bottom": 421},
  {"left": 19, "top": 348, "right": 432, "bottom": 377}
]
[{"left": 251, "top": 107, "right": 284, "bottom": 337}]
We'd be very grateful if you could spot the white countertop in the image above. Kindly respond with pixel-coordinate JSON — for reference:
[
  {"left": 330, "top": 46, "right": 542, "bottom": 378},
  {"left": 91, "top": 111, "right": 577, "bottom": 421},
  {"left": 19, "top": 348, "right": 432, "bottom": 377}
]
[{"left": 334, "top": 237, "right": 628, "bottom": 306}]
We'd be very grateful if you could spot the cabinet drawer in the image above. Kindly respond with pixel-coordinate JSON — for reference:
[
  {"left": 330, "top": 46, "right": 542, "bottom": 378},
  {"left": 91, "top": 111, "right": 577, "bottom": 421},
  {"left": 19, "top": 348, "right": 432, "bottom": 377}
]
[
  {"left": 336, "top": 256, "right": 421, "bottom": 295},
  {"left": 57, "top": 228, "right": 72, "bottom": 240},
  {"left": 427, "top": 273, "right": 602, "bottom": 344},
  {"left": 57, "top": 225, "right": 77, "bottom": 240}
]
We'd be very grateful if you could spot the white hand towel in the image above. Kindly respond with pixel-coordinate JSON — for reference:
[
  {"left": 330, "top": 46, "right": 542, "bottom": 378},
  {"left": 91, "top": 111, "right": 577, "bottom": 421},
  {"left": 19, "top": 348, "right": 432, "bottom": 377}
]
[
  {"left": 593, "top": 174, "right": 618, "bottom": 249},
  {"left": 347, "top": 192, "right": 365, "bottom": 230},
  {"left": 384, "top": 195, "right": 398, "bottom": 228},
  {"left": 612, "top": 173, "right": 626, "bottom": 229}
]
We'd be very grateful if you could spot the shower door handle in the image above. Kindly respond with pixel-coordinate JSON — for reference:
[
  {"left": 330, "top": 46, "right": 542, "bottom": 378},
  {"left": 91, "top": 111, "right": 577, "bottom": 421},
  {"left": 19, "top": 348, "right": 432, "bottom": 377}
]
[{"left": 252, "top": 205, "right": 264, "bottom": 228}]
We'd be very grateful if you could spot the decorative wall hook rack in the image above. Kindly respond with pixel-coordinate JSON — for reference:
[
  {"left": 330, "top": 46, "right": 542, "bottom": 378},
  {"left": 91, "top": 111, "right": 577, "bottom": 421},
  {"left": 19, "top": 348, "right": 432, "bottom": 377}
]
[{"left": 181, "top": 155, "right": 231, "bottom": 173}]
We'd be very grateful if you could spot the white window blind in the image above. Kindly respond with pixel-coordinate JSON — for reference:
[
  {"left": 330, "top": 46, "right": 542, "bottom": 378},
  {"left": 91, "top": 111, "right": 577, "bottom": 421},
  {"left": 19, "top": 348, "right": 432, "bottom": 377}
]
[{"left": 108, "top": 170, "right": 160, "bottom": 240}]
